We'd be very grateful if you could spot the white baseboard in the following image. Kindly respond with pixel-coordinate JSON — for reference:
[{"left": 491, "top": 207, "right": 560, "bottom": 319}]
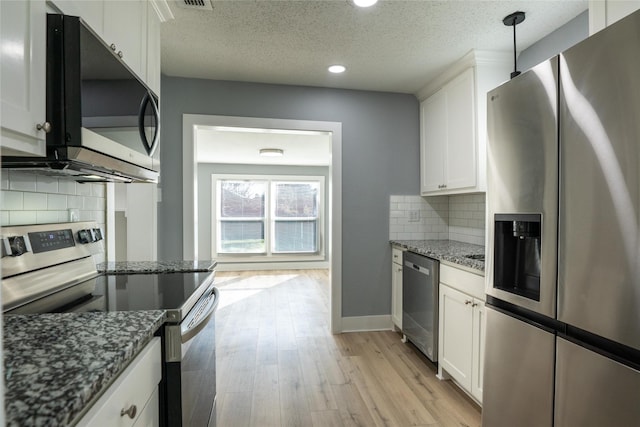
[
  {"left": 340, "top": 315, "right": 393, "bottom": 332},
  {"left": 215, "top": 261, "right": 330, "bottom": 271}
]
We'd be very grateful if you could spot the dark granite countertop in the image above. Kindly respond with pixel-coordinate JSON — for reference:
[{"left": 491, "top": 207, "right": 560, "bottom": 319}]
[
  {"left": 3, "top": 311, "right": 166, "bottom": 426},
  {"left": 97, "top": 260, "right": 215, "bottom": 274},
  {"left": 391, "top": 240, "right": 485, "bottom": 273}
]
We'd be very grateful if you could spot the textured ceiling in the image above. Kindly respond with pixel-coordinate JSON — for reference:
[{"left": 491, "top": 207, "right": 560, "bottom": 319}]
[{"left": 161, "top": 0, "right": 587, "bottom": 94}]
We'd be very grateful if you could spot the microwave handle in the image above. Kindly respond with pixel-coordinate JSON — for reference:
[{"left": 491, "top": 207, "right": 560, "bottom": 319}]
[{"left": 138, "top": 92, "right": 160, "bottom": 157}]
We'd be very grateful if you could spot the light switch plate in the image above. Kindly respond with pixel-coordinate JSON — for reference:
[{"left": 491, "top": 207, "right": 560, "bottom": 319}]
[{"left": 409, "top": 210, "right": 420, "bottom": 222}]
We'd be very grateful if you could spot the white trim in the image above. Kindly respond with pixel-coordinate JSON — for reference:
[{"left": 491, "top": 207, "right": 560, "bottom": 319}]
[
  {"left": 182, "top": 114, "right": 342, "bottom": 334},
  {"left": 215, "top": 262, "right": 330, "bottom": 272},
  {"left": 341, "top": 315, "right": 393, "bottom": 332},
  {"left": 415, "top": 50, "right": 511, "bottom": 101},
  {"left": 149, "top": 0, "right": 175, "bottom": 22},
  {"left": 105, "top": 183, "right": 115, "bottom": 262}
]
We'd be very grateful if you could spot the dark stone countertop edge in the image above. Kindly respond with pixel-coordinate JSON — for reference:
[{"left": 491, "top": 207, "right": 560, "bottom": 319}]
[
  {"left": 390, "top": 239, "right": 485, "bottom": 273},
  {"left": 97, "top": 260, "right": 216, "bottom": 274}
]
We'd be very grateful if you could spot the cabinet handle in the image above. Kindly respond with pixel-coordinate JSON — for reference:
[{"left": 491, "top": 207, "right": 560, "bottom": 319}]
[
  {"left": 36, "top": 122, "right": 51, "bottom": 133},
  {"left": 117, "top": 51, "right": 123, "bottom": 58},
  {"left": 472, "top": 302, "right": 478, "bottom": 307},
  {"left": 110, "top": 43, "right": 117, "bottom": 51},
  {"left": 120, "top": 404, "right": 137, "bottom": 419},
  {"left": 464, "top": 300, "right": 472, "bottom": 305}
]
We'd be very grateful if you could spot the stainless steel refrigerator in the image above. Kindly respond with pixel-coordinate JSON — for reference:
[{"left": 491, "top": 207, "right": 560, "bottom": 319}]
[{"left": 483, "top": 9, "right": 640, "bottom": 427}]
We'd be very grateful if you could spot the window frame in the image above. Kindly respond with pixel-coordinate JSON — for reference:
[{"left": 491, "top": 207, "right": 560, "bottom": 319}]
[{"left": 212, "top": 174, "right": 325, "bottom": 262}]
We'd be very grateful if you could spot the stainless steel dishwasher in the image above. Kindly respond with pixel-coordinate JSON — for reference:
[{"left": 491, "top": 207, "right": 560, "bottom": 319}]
[{"left": 402, "top": 251, "right": 439, "bottom": 363}]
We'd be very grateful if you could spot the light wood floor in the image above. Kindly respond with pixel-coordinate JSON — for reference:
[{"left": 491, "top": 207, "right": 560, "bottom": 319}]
[{"left": 215, "top": 269, "right": 481, "bottom": 427}]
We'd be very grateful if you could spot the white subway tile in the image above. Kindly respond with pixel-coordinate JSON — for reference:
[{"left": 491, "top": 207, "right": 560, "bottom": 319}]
[
  {"left": 1, "top": 211, "right": 9, "bottom": 226},
  {"left": 1, "top": 172, "right": 8, "bottom": 190},
  {"left": 58, "top": 211, "right": 71, "bottom": 222},
  {"left": 92, "top": 183, "right": 106, "bottom": 198},
  {"left": 36, "top": 211, "right": 60, "bottom": 224},
  {"left": 47, "top": 194, "right": 67, "bottom": 210},
  {"left": 9, "top": 171, "right": 37, "bottom": 192},
  {"left": 96, "top": 211, "right": 106, "bottom": 224},
  {"left": 23, "top": 192, "right": 47, "bottom": 210},
  {"left": 9, "top": 211, "right": 37, "bottom": 225},
  {"left": 76, "top": 183, "right": 92, "bottom": 196},
  {"left": 83, "top": 197, "right": 101, "bottom": 210},
  {"left": 1, "top": 191, "right": 23, "bottom": 210},
  {"left": 390, "top": 210, "right": 404, "bottom": 218},
  {"left": 36, "top": 176, "right": 59, "bottom": 193},
  {"left": 67, "top": 195, "right": 83, "bottom": 209},
  {"left": 58, "top": 179, "right": 77, "bottom": 195}
]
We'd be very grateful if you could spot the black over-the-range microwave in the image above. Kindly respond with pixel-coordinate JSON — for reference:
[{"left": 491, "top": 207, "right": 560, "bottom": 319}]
[{"left": 2, "top": 14, "right": 160, "bottom": 183}]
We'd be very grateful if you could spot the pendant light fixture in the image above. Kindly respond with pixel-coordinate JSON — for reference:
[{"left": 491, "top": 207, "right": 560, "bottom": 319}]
[{"left": 503, "top": 11, "right": 526, "bottom": 79}]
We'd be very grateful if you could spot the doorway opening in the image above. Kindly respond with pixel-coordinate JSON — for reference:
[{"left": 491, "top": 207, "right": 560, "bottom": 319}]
[{"left": 182, "top": 114, "right": 342, "bottom": 333}]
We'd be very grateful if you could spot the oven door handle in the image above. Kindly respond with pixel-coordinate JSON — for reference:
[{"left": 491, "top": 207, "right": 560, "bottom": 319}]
[{"left": 181, "top": 285, "right": 219, "bottom": 343}]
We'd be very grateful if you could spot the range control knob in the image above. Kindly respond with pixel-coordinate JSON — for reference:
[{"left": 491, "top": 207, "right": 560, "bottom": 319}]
[
  {"left": 77, "top": 229, "right": 93, "bottom": 244},
  {"left": 92, "top": 228, "right": 103, "bottom": 241},
  {"left": 2, "top": 236, "right": 32, "bottom": 257}
]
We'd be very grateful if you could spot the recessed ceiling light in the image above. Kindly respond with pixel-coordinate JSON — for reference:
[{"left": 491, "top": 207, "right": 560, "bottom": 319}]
[
  {"left": 328, "top": 65, "right": 346, "bottom": 74},
  {"left": 353, "top": 0, "right": 378, "bottom": 7},
  {"left": 259, "top": 148, "right": 284, "bottom": 157}
]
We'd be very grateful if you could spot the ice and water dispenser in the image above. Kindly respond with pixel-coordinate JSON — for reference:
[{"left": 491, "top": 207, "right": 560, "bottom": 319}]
[{"left": 493, "top": 214, "right": 542, "bottom": 301}]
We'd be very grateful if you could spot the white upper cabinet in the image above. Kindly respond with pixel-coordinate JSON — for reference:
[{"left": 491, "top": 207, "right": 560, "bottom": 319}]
[
  {"left": 418, "top": 50, "right": 511, "bottom": 196},
  {"left": 146, "top": 2, "right": 162, "bottom": 95},
  {"left": 103, "top": 0, "right": 148, "bottom": 81},
  {"left": 589, "top": 0, "right": 640, "bottom": 35},
  {"left": 1, "top": 0, "right": 47, "bottom": 157},
  {"left": 52, "top": 0, "right": 104, "bottom": 34}
]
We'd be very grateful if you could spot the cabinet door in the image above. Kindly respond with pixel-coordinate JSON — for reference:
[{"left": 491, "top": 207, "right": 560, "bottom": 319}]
[
  {"left": 471, "top": 299, "right": 484, "bottom": 402},
  {"left": 50, "top": 0, "right": 104, "bottom": 34},
  {"left": 439, "top": 285, "right": 473, "bottom": 389},
  {"left": 1, "top": 0, "right": 47, "bottom": 157},
  {"left": 103, "top": 0, "right": 147, "bottom": 80},
  {"left": 445, "top": 68, "right": 476, "bottom": 190},
  {"left": 146, "top": 3, "right": 161, "bottom": 95},
  {"left": 391, "top": 263, "right": 403, "bottom": 328},
  {"left": 420, "top": 90, "right": 446, "bottom": 193}
]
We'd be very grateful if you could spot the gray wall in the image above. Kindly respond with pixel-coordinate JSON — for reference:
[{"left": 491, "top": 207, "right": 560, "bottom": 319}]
[
  {"left": 518, "top": 10, "right": 589, "bottom": 71},
  {"left": 159, "top": 77, "right": 420, "bottom": 317},
  {"left": 197, "top": 163, "right": 330, "bottom": 261}
]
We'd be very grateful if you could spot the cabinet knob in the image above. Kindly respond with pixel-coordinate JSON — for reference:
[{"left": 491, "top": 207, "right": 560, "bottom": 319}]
[
  {"left": 117, "top": 51, "right": 123, "bottom": 58},
  {"left": 120, "top": 404, "right": 137, "bottom": 419},
  {"left": 472, "top": 302, "right": 478, "bottom": 307},
  {"left": 465, "top": 300, "right": 472, "bottom": 305},
  {"left": 110, "top": 43, "right": 116, "bottom": 51},
  {"left": 36, "top": 122, "right": 51, "bottom": 133}
]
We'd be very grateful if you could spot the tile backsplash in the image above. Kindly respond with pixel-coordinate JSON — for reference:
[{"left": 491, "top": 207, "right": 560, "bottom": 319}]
[
  {"left": 390, "top": 194, "right": 486, "bottom": 246},
  {"left": 1, "top": 171, "right": 106, "bottom": 228}
]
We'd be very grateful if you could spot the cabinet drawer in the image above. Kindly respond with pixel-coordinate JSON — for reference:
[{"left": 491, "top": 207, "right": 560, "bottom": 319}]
[
  {"left": 392, "top": 247, "right": 404, "bottom": 265},
  {"left": 77, "top": 337, "right": 162, "bottom": 427},
  {"left": 440, "top": 264, "right": 485, "bottom": 300}
]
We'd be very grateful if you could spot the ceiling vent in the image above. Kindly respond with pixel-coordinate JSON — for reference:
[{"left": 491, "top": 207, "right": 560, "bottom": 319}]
[{"left": 175, "top": 0, "right": 213, "bottom": 11}]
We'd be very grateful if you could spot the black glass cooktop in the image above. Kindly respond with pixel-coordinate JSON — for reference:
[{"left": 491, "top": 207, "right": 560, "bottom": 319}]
[{"left": 15, "top": 271, "right": 215, "bottom": 322}]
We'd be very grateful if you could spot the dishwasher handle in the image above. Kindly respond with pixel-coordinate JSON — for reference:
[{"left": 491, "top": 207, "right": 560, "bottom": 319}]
[{"left": 404, "top": 260, "right": 431, "bottom": 276}]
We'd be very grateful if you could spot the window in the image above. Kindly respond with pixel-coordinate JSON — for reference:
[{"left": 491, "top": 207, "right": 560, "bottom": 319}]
[{"left": 213, "top": 175, "right": 324, "bottom": 259}]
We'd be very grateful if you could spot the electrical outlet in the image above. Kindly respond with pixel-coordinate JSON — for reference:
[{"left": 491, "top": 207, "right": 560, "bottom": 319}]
[
  {"left": 409, "top": 210, "right": 420, "bottom": 222},
  {"left": 68, "top": 208, "right": 80, "bottom": 222}
]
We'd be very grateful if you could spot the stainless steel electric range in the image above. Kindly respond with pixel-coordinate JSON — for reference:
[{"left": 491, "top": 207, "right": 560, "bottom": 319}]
[{"left": 1, "top": 221, "right": 219, "bottom": 426}]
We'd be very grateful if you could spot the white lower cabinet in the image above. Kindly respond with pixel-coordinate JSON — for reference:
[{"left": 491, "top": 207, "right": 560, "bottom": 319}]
[
  {"left": 438, "top": 264, "right": 485, "bottom": 403},
  {"left": 391, "top": 246, "right": 404, "bottom": 329},
  {"left": 76, "top": 337, "right": 162, "bottom": 427}
]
